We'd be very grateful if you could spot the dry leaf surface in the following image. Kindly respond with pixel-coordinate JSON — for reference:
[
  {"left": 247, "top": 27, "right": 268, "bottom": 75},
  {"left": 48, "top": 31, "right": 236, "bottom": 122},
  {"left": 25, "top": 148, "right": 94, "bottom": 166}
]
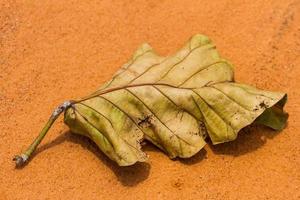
[{"left": 64, "top": 34, "right": 288, "bottom": 166}]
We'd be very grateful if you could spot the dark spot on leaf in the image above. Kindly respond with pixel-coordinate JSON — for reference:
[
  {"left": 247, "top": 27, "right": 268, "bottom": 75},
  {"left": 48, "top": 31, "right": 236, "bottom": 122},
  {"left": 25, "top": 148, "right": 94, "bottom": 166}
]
[
  {"left": 199, "top": 121, "right": 207, "bottom": 138},
  {"left": 138, "top": 115, "right": 153, "bottom": 128},
  {"left": 176, "top": 110, "right": 185, "bottom": 121},
  {"left": 259, "top": 101, "right": 268, "bottom": 109}
]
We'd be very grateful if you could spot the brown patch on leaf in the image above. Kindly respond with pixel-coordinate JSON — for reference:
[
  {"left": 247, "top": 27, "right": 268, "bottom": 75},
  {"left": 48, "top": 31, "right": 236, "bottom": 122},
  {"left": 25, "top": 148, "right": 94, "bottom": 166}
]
[{"left": 138, "top": 115, "right": 153, "bottom": 128}]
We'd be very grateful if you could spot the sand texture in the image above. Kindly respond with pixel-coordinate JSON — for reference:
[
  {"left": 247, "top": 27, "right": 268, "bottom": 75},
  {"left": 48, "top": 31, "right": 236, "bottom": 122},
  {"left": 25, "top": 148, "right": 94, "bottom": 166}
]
[{"left": 1, "top": 0, "right": 300, "bottom": 199}]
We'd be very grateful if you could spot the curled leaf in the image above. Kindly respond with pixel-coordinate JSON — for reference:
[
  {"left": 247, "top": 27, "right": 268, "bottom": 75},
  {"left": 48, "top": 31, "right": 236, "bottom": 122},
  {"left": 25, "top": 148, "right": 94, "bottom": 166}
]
[
  {"left": 64, "top": 34, "right": 288, "bottom": 166},
  {"left": 14, "top": 34, "right": 288, "bottom": 167}
]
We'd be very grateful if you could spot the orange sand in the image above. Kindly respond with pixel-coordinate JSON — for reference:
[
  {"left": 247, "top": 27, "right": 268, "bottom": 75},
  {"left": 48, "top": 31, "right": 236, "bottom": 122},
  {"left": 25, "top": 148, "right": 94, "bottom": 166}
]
[{"left": 1, "top": 0, "right": 300, "bottom": 199}]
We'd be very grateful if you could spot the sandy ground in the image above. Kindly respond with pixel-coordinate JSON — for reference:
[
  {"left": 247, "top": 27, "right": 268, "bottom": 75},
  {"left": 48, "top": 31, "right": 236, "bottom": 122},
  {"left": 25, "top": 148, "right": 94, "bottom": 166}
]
[{"left": 1, "top": 0, "right": 300, "bottom": 199}]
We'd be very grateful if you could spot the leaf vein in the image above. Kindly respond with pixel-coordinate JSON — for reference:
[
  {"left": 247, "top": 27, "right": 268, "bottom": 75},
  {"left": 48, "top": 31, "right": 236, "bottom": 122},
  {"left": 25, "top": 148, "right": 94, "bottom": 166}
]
[
  {"left": 192, "top": 90, "right": 233, "bottom": 140},
  {"left": 73, "top": 107, "right": 122, "bottom": 159},
  {"left": 152, "top": 85, "right": 197, "bottom": 120},
  {"left": 209, "top": 86, "right": 254, "bottom": 112},
  {"left": 102, "top": 48, "right": 153, "bottom": 90},
  {"left": 177, "top": 61, "right": 226, "bottom": 87},
  {"left": 156, "top": 45, "right": 213, "bottom": 82},
  {"left": 125, "top": 88, "right": 193, "bottom": 147},
  {"left": 95, "top": 95, "right": 159, "bottom": 147},
  {"left": 78, "top": 102, "right": 114, "bottom": 127}
]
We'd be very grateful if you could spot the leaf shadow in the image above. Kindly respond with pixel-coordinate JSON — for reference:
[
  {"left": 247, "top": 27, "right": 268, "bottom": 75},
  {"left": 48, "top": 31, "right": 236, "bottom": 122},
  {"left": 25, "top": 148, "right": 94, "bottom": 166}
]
[
  {"left": 33, "top": 130, "right": 150, "bottom": 187},
  {"left": 178, "top": 149, "right": 208, "bottom": 165},
  {"left": 208, "top": 124, "right": 286, "bottom": 156},
  {"left": 24, "top": 124, "right": 286, "bottom": 185},
  {"left": 141, "top": 141, "right": 161, "bottom": 153},
  {"left": 141, "top": 141, "right": 208, "bottom": 165}
]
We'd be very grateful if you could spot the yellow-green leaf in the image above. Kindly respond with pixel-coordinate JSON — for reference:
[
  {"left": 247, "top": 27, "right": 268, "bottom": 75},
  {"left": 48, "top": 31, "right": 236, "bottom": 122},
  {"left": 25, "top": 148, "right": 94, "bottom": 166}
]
[{"left": 63, "top": 34, "right": 288, "bottom": 166}]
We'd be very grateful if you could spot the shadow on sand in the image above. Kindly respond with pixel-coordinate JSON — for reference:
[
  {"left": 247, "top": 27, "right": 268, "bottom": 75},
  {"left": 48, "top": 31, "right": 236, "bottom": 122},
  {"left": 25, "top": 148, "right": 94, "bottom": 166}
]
[
  {"left": 31, "top": 131, "right": 150, "bottom": 187},
  {"left": 23, "top": 123, "right": 285, "bottom": 186},
  {"left": 208, "top": 124, "right": 286, "bottom": 156}
]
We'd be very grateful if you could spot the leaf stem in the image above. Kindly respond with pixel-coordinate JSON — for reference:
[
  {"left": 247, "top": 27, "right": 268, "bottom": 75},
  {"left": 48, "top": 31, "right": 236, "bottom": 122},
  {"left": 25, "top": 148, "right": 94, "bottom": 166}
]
[{"left": 13, "top": 101, "right": 74, "bottom": 167}]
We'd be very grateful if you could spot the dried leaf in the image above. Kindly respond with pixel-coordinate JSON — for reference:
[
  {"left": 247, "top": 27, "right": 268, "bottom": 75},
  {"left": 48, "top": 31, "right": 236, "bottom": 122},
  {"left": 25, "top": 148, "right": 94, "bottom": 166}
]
[{"left": 14, "top": 34, "right": 288, "bottom": 167}]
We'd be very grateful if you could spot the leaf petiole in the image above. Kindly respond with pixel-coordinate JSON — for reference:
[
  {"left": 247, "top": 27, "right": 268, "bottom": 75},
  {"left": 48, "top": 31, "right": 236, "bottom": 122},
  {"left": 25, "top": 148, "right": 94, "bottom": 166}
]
[{"left": 13, "top": 101, "right": 74, "bottom": 167}]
